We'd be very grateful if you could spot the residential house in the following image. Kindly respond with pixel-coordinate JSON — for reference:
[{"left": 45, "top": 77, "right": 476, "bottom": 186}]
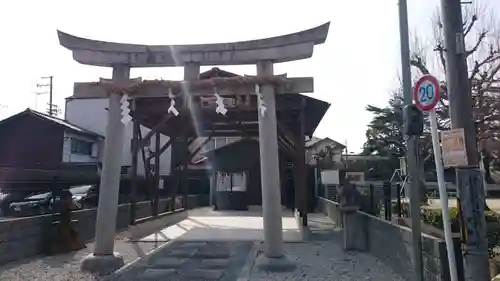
[
  {"left": 0, "top": 108, "right": 103, "bottom": 192},
  {"left": 64, "top": 96, "right": 171, "bottom": 177},
  {"left": 306, "top": 137, "right": 346, "bottom": 167}
]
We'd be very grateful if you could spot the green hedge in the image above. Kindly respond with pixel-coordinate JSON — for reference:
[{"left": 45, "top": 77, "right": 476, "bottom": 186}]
[{"left": 421, "top": 207, "right": 500, "bottom": 258}]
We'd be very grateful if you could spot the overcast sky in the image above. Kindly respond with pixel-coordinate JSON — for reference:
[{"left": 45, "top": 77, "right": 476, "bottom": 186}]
[{"left": 0, "top": 0, "right": 498, "bottom": 152}]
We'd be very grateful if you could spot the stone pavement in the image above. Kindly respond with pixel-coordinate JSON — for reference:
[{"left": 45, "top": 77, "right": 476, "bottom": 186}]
[
  {"left": 105, "top": 210, "right": 406, "bottom": 281},
  {"left": 108, "top": 241, "right": 253, "bottom": 281}
]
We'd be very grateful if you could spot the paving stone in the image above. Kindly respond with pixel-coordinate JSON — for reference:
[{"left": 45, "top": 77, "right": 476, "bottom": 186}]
[
  {"left": 139, "top": 268, "right": 177, "bottom": 279},
  {"left": 186, "top": 269, "right": 224, "bottom": 279},
  {"left": 164, "top": 248, "right": 199, "bottom": 258},
  {"left": 176, "top": 242, "right": 207, "bottom": 248},
  {"left": 196, "top": 250, "right": 230, "bottom": 259},
  {"left": 150, "top": 257, "right": 187, "bottom": 269},
  {"left": 201, "top": 258, "right": 230, "bottom": 268}
]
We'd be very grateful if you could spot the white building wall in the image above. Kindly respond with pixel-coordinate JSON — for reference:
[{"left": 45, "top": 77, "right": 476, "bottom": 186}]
[
  {"left": 65, "top": 98, "right": 172, "bottom": 176},
  {"left": 61, "top": 131, "right": 101, "bottom": 163}
]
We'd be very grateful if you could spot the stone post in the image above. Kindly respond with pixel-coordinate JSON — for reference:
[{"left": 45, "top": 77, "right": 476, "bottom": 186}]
[
  {"left": 254, "top": 60, "right": 295, "bottom": 271},
  {"left": 339, "top": 206, "right": 367, "bottom": 251},
  {"left": 80, "top": 65, "right": 130, "bottom": 274}
]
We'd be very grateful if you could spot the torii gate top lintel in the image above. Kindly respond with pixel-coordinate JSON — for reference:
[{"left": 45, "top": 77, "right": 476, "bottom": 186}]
[{"left": 57, "top": 22, "right": 330, "bottom": 67}]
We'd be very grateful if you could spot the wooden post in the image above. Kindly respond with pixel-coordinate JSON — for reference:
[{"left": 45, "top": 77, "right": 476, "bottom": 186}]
[
  {"left": 153, "top": 132, "right": 161, "bottom": 216},
  {"left": 129, "top": 116, "right": 139, "bottom": 225},
  {"left": 295, "top": 98, "right": 307, "bottom": 226},
  {"left": 182, "top": 136, "right": 189, "bottom": 209}
]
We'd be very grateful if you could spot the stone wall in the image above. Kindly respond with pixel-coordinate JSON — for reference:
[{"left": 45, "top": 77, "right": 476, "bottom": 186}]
[
  {"left": 0, "top": 195, "right": 204, "bottom": 266},
  {"left": 319, "top": 197, "right": 460, "bottom": 281}
]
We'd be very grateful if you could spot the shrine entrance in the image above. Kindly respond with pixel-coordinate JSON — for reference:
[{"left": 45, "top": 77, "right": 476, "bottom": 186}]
[
  {"left": 57, "top": 22, "right": 330, "bottom": 273},
  {"left": 83, "top": 69, "right": 328, "bottom": 223}
]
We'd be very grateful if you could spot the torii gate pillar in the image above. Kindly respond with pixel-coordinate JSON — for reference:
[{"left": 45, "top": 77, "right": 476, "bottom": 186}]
[
  {"left": 254, "top": 60, "right": 295, "bottom": 271},
  {"left": 80, "top": 65, "right": 129, "bottom": 273}
]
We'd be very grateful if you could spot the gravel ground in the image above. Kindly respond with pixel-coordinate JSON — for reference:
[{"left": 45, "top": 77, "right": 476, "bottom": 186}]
[
  {"left": 245, "top": 218, "right": 407, "bottom": 281},
  {"left": 0, "top": 233, "right": 169, "bottom": 281},
  {"left": 247, "top": 240, "right": 407, "bottom": 281}
]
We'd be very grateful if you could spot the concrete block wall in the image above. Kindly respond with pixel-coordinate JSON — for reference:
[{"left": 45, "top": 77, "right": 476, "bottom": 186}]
[
  {"left": 0, "top": 195, "right": 203, "bottom": 266},
  {"left": 363, "top": 213, "right": 451, "bottom": 281},
  {"left": 319, "top": 198, "right": 454, "bottom": 281}
]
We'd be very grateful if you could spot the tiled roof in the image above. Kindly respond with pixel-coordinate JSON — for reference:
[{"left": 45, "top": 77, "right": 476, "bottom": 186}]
[{"left": 0, "top": 108, "right": 103, "bottom": 138}]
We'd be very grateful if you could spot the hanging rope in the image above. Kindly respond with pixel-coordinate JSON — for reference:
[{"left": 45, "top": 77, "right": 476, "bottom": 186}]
[
  {"left": 256, "top": 84, "right": 267, "bottom": 117},
  {"left": 120, "top": 93, "right": 132, "bottom": 124},
  {"left": 213, "top": 86, "right": 227, "bottom": 115}
]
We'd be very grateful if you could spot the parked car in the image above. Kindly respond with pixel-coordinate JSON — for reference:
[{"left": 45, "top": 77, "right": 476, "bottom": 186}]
[
  {"left": 9, "top": 191, "right": 53, "bottom": 216},
  {"left": 69, "top": 185, "right": 98, "bottom": 209},
  {"left": 8, "top": 185, "right": 98, "bottom": 216},
  {"left": 0, "top": 192, "right": 28, "bottom": 217}
]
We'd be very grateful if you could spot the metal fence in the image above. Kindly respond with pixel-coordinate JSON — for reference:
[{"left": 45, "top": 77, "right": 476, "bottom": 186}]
[{"left": 321, "top": 182, "right": 409, "bottom": 221}]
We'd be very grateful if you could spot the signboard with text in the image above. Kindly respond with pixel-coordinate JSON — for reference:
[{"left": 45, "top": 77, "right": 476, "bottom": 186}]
[{"left": 441, "top": 128, "right": 468, "bottom": 167}]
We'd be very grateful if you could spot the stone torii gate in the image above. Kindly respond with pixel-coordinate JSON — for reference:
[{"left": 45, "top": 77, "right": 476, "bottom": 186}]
[{"left": 57, "top": 22, "right": 330, "bottom": 273}]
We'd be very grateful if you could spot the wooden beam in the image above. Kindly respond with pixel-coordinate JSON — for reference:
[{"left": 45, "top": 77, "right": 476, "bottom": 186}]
[
  {"left": 129, "top": 117, "right": 139, "bottom": 225},
  {"left": 295, "top": 98, "right": 308, "bottom": 226},
  {"left": 153, "top": 132, "right": 161, "bottom": 217},
  {"left": 278, "top": 135, "right": 295, "bottom": 156},
  {"left": 147, "top": 138, "right": 173, "bottom": 162},
  {"left": 182, "top": 135, "right": 189, "bottom": 208},
  {"left": 138, "top": 113, "right": 174, "bottom": 147},
  {"left": 137, "top": 125, "right": 155, "bottom": 210},
  {"left": 277, "top": 120, "right": 297, "bottom": 150},
  {"left": 73, "top": 77, "right": 314, "bottom": 99},
  {"left": 189, "top": 134, "right": 214, "bottom": 164}
]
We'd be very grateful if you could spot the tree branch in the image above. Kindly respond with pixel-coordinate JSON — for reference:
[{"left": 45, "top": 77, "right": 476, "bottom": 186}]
[
  {"left": 467, "top": 31, "right": 487, "bottom": 57},
  {"left": 410, "top": 56, "right": 430, "bottom": 75},
  {"left": 464, "top": 14, "right": 478, "bottom": 37}
]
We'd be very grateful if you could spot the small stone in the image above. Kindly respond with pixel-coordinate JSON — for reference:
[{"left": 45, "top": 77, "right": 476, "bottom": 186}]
[
  {"left": 187, "top": 269, "right": 224, "bottom": 279},
  {"left": 140, "top": 268, "right": 177, "bottom": 279},
  {"left": 201, "top": 258, "right": 230, "bottom": 268},
  {"left": 150, "top": 257, "right": 187, "bottom": 269}
]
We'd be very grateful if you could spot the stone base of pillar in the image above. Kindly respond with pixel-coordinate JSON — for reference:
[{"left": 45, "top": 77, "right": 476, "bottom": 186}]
[
  {"left": 80, "top": 252, "right": 124, "bottom": 274},
  {"left": 254, "top": 253, "right": 296, "bottom": 272}
]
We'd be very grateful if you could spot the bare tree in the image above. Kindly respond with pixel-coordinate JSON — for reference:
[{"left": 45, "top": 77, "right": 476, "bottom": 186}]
[{"left": 410, "top": 2, "right": 500, "bottom": 182}]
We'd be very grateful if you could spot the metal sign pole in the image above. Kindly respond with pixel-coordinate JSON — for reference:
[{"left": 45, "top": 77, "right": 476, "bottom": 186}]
[{"left": 429, "top": 108, "right": 458, "bottom": 281}]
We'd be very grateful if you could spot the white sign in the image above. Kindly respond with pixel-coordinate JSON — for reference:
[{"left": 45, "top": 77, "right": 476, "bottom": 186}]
[
  {"left": 320, "top": 170, "right": 339, "bottom": 184},
  {"left": 441, "top": 128, "right": 468, "bottom": 167}
]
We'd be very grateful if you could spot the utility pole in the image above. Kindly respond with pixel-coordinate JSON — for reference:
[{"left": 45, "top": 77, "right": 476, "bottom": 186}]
[
  {"left": 398, "top": 0, "right": 424, "bottom": 281},
  {"left": 36, "top": 76, "right": 56, "bottom": 116},
  {"left": 440, "top": 1, "right": 490, "bottom": 280}
]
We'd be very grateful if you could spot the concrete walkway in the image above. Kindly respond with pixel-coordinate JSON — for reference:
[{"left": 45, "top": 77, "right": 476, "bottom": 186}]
[
  {"left": 107, "top": 208, "right": 405, "bottom": 281},
  {"left": 134, "top": 207, "right": 303, "bottom": 243}
]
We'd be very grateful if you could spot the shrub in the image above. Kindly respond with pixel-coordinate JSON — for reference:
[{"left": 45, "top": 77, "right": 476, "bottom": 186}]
[{"left": 421, "top": 207, "right": 500, "bottom": 258}]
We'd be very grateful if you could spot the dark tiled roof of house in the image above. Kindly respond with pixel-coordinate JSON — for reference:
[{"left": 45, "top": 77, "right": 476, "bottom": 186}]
[
  {"left": 305, "top": 137, "right": 345, "bottom": 149},
  {"left": 0, "top": 108, "right": 103, "bottom": 138}
]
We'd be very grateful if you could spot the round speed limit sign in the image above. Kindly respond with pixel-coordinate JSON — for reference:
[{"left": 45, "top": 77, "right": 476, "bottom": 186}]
[{"left": 413, "top": 75, "right": 440, "bottom": 111}]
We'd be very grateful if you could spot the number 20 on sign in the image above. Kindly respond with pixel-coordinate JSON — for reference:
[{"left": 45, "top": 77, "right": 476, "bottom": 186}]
[{"left": 413, "top": 74, "right": 440, "bottom": 111}]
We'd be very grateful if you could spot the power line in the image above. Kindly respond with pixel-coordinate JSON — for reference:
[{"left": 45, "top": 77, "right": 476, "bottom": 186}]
[{"left": 36, "top": 76, "right": 59, "bottom": 116}]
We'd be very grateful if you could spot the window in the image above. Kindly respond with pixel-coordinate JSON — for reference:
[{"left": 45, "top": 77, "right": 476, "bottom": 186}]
[
  {"left": 205, "top": 138, "right": 216, "bottom": 151},
  {"left": 71, "top": 139, "right": 93, "bottom": 155},
  {"left": 214, "top": 137, "right": 228, "bottom": 148}
]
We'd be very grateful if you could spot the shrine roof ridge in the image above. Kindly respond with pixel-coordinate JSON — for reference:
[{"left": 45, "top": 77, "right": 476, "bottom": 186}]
[
  {"left": 72, "top": 75, "right": 314, "bottom": 98},
  {"left": 57, "top": 22, "right": 330, "bottom": 67}
]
